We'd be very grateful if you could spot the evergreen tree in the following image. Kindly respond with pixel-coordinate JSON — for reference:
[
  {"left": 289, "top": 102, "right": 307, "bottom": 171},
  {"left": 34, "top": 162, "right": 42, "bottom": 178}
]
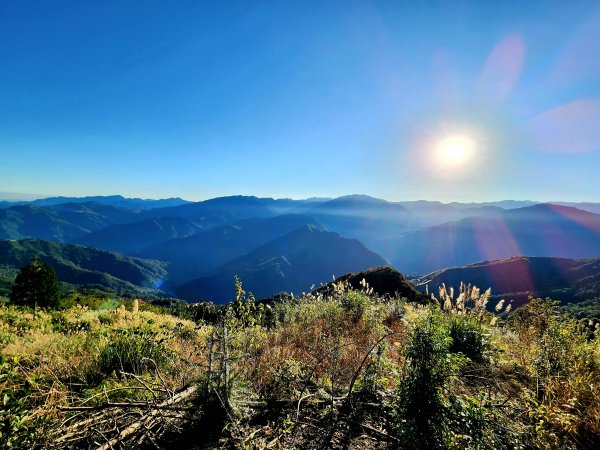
[{"left": 10, "top": 257, "right": 60, "bottom": 308}]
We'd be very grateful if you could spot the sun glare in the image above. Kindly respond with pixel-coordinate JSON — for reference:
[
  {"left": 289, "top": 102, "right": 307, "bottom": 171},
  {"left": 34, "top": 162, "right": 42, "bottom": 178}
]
[{"left": 437, "top": 135, "right": 475, "bottom": 164}]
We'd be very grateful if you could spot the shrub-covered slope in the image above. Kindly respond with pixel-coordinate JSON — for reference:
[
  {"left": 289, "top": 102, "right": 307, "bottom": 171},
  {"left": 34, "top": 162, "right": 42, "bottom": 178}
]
[{"left": 1, "top": 280, "right": 598, "bottom": 449}]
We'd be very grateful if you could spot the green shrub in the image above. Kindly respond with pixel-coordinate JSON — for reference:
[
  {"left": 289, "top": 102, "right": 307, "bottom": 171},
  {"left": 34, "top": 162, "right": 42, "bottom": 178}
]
[
  {"left": 189, "top": 301, "right": 221, "bottom": 323},
  {"left": 340, "top": 290, "right": 370, "bottom": 323},
  {"left": 396, "top": 309, "right": 452, "bottom": 449},
  {"left": 97, "top": 330, "right": 169, "bottom": 376},
  {"left": 447, "top": 315, "right": 489, "bottom": 363},
  {"left": 0, "top": 356, "right": 49, "bottom": 449},
  {"left": 511, "top": 297, "right": 560, "bottom": 337}
]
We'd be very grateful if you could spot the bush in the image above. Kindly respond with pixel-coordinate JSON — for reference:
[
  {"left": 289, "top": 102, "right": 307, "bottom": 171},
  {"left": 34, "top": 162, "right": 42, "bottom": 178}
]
[
  {"left": 340, "top": 290, "right": 370, "bottom": 322},
  {"left": 447, "top": 315, "right": 489, "bottom": 363},
  {"left": 98, "top": 330, "right": 169, "bottom": 376},
  {"left": 0, "top": 356, "right": 49, "bottom": 449},
  {"left": 189, "top": 301, "right": 221, "bottom": 324},
  {"left": 396, "top": 310, "right": 452, "bottom": 449},
  {"left": 511, "top": 297, "right": 560, "bottom": 338}
]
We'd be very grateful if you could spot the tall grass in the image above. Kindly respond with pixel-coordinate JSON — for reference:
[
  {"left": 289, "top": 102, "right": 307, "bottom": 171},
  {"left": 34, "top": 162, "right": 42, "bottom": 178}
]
[{"left": 0, "top": 284, "right": 599, "bottom": 448}]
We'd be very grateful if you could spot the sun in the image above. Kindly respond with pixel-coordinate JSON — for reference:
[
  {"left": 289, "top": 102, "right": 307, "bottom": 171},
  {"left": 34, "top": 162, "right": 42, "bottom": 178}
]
[{"left": 437, "top": 135, "right": 475, "bottom": 164}]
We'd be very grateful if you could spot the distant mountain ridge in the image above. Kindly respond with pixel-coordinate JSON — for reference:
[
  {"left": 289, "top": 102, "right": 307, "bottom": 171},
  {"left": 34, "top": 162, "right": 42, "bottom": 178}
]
[
  {"left": 140, "top": 196, "right": 279, "bottom": 222},
  {"left": 2, "top": 194, "right": 599, "bottom": 214},
  {"left": 141, "top": 214, "right": 326, "bottom": 281},
  {"left": 0, "top": 202, "right": 140, "bottom": 242},
  {"left": 387, "top": 203, "right": 600, "bottom": 274},
  {"left": 73, "top": 217, "right": 204, "bottom": 254},
  {"left": 175, "top": 226, "right": 387, "bottom": 302},
  {"left": 0, "top": 195, "right": 190, "bottom": 210}
]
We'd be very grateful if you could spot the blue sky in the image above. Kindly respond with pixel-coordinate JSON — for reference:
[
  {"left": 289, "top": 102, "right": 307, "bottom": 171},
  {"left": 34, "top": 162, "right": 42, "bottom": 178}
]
[{"left": 1, "top": 0, "right": 599, "bottom": 202}]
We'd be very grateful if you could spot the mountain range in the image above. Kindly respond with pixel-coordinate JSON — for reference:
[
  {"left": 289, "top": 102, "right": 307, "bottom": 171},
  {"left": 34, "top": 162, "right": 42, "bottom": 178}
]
[
  {"left": 0, "top": 194, "right": 599, "bottom": 305},
  {"left": 0, "top": 195, "right": 190, "bottom": 210},
  {"left": 387, "top": 203, "right": 600, "bottom": 274},
  {"left": 175, "top": 225, "right": 386, "bottom": 302}
]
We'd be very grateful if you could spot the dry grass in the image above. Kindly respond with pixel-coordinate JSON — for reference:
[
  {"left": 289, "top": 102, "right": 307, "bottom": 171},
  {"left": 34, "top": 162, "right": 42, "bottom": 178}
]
[{"left": 1, "top": 287, "right": 600, "bottom": 449}]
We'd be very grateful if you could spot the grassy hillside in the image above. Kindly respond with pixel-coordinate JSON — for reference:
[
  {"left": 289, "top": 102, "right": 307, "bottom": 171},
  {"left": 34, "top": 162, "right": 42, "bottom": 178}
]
[{"left": 1, "top": 280, "right": 598, "bottom": 449}]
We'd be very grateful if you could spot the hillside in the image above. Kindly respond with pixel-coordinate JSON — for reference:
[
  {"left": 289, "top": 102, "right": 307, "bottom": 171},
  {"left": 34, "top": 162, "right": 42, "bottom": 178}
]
[
  {"left": 2, "top": 273, "right": 598, "bottom": 449},
  {"left": 175, "top": 225, "right": 387, "bottom": 302},
  {"left": 413, "top": 256, "right": 600, "bottom": 308},
  {"left": 388, "top": 204, "right": 600, "bottom": 274},
  {"left": 0, "top": 239, "right": 168, "bottom": 296},
  {"left": 319, "top": 266, "right": 430, "bottom": 303},
  {"left": 3, "top": 196, "right": 600, "bottom": 306},
  {"left": 141, "top": 214, "right": 326, "bottom": 280}
]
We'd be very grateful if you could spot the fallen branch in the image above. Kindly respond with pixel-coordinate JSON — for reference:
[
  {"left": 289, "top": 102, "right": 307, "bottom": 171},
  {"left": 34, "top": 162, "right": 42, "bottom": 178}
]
[
  {"left": 59, "top": 402, "right": 194, "bottom": 412},
  {"left": 95, "top": 384, "right": 199, "bottom": 450}
]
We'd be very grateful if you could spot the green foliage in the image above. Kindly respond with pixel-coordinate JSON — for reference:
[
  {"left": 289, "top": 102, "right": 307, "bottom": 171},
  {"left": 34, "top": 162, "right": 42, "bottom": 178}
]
[
  {"left": 445, "top": 394, "right": 506, "bottom": 449},
  {"left": 395, "top": 310, "right": 496, "bottom": 448},
  {"left": 58, "top": 290, "right": 116, "bottom": 310},
  {"left": 9, "top": 257, "right": 60, "bottom": 309},
  {"left": 447, "top": 315, "right": 490, "bottom": 363},
  {"left": 149, "top": 297, "right": 193, "bottom": 319},
  {"left": 97, "top": 329, "right": 170, "bottom": 376},
  {"left": 1, "top": 283, "right": 599, "bottom": 448},
  {"left": 562, "top": 297, "right": 600, "bottom": 321},
  {"left": 340, "top": 290, "right": 370, "bottom": 323},
  {"left": 0, "top": 239, "right": 169, "bottom": 298},
  {"left": 359, "top": 340, "right": 389, "bottom": 398},
  {"left": 511, "top": 297, "right": 560, "bottom": 337},
  {"left": 0, "top": 356, "right": 48, "bottom": 449},
  {"left": 0, "top": 265, "right": 19, "bottom": 297},
  {"left": 189, "top": 300, "right": 221, "bottom": 323},
  {"left": 226, "top": 275, "right": 266, "bottom": 329},
  {"left": 396, "top": 309, "right": 452, "bottom": 449}
]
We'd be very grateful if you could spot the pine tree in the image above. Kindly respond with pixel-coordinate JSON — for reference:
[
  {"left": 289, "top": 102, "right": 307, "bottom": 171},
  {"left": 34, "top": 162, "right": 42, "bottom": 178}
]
[{"left": 10, "top": 257, "right": 60, "bottom": 308}]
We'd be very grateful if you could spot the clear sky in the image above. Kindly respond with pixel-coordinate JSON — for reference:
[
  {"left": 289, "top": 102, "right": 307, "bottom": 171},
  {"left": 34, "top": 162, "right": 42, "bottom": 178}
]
[{"left": 1, "top": 0, "right": 599, "bottom": 202}]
